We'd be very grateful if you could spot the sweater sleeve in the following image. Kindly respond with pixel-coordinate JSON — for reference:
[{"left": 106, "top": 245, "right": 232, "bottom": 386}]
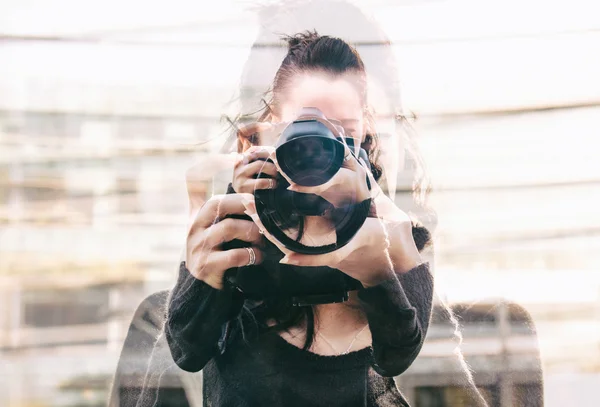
[
  {"left": 165, "top": 261, "right": 245, "bottom": 372},
  {"left": 357, "top": 262, "right": 434, "bottom": 377}
]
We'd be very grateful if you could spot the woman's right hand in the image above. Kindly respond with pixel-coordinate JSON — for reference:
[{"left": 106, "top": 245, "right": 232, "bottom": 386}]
[
  {"left": 186, "top": 192, "right": 265, "bottom": 290},
  {"left": 232, "top": 122, "right": 279, "bottom": 194}
]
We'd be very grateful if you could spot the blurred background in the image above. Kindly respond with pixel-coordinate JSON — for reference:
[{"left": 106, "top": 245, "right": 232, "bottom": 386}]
[{"left": 0, "top": 0, "right": 599, "bottom": 406}]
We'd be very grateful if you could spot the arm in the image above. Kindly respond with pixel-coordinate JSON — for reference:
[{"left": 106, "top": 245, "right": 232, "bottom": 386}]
[
  {"left": 165, "top": 261, "right": 245, "bottom": 372},
  {"left": 166, "top": 136, "right": 274, "bottom": 372},
  {"left": 166, "top": 159, "right": 265, "bottom": 370},
  {"left": 358, "top": 261, "right": 434, "bottom": 377}
]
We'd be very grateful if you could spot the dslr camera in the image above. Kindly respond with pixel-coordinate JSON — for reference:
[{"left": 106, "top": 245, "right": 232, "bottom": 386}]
[{"left": 224, "top": 107, "right": 373, "bottom": 305}]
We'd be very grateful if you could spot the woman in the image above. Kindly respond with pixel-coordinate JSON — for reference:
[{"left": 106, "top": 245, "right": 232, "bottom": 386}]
[{"left": 166, "top": 32, "right": 434, "bottom": 407}]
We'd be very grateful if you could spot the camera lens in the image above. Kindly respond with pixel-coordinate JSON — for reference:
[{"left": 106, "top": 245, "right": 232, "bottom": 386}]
[
  {"left": 276, "top": 119, "right": 345, "bottom": 187},
  {"left": 252, "top": 108, "right": 371, "bottom": 255},
  {"left": 277, "top": 136, "right": 343, "bottom": 187}
]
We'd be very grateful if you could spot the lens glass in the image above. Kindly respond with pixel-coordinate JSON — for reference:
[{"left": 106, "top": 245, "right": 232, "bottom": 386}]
[{"left": 277, "top": 136, "right": 343, "bottom": 187}]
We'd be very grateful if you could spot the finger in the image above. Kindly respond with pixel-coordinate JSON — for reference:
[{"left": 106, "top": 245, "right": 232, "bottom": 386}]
[
  {"left": 195, "top": 193, "right": 254, "bottom": 229},
  {"left": 237, "top": 146, "right": 277, "bottom": 166},
  {"left": 241, "top": 196, "right": 256, "bottom": 213},
  {"left": 202, "top": 218, "right": 263, "bottom": 248},
  {"left": 210, "top": 246, "right": 265, "bottom": 270},
  {"left": 248, "top": 177, "right": 278, "bottom": 191},
  {"left": 246, "top": 146, "right": 276, "bottom": 162},
  {"left": 340, "top": 144, "right": 362, "bottom": 172},
  {"left": 242, "top": 160, "right": 278, "bottom": 178}
]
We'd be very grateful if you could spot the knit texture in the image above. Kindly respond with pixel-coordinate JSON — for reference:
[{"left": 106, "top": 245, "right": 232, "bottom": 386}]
[{"left": 165, "top": 261, "right": 434, "bottom": 406}]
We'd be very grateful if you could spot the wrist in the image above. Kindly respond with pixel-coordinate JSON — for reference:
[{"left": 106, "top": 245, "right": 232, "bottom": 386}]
[
  {"left": 185, "top": 262, "right": 227, "bottom": 290},
  {"left": 394, "top": 260, "right": 421, "bottom": 275},
  {"left": 203, "top": 275, "right": 226, "bottom": 291},
  {"left": 388, "top": 222, "right": 422, "bottom": 274},
  {"left": 391, "top": 247, "right": 422, "bottom": 274},
  {"left": 360, "top": 268, "right": 395, "bottom": 289}
]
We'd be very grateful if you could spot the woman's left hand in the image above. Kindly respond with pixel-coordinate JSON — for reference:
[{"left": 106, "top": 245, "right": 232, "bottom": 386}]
[
  {"left": 241, "top": 196, "right": 422, "bottom": 288},
  {"left": 276, "top": 145, "right": 371, "bottom": 208}
]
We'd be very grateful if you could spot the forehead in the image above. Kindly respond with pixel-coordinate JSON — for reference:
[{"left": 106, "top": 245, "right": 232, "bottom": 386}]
[{"left": 278, "top": 72, "right": 363, "bottom": 122}]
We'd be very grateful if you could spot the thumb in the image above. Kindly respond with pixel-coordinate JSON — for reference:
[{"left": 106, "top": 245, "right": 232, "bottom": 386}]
[{"left": 340, "top": 144, "right": 361, "bottom": 172}]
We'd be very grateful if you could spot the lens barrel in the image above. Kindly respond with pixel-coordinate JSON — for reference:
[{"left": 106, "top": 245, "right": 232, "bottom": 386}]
[
  {"left": 275, "top": 108, "right": 348, "bottom": 187},
  {"left": 276, "top": 120, "right": 345, "bottom": 187}
]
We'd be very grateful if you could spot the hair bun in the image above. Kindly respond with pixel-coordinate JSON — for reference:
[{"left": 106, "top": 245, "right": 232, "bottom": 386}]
[
  {"left": 410, "top": 219, "right": 433, "bottom": 252},
  {"left": 285, "top": 30, "right": 321, "bottom": 52}
]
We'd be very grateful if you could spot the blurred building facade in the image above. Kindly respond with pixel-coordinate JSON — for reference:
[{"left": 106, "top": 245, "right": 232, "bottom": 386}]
[
  {"left": 2, "top": 85, "right": 585, "bottom": 407},
  {"left": 2, "top": 2, "right": 600, "bottom": 405}
]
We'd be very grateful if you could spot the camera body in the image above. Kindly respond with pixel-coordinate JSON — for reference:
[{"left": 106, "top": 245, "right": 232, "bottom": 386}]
[{"left": 223, "top": 107, "right": 372, "bottom": 305}]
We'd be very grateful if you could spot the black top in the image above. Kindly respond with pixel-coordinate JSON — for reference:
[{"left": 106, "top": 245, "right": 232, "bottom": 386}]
[{"left": 165, "top": 261, "right": 434, "bottom": 407}]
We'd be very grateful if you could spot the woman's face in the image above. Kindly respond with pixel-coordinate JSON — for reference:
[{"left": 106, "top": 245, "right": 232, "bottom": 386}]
[{"left": 264, "top": 71, "right": 366, "bottom": 146}]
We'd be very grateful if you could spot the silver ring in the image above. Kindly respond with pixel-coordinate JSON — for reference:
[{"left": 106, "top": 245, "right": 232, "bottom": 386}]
[
  {"left": 344, "top": 152, "right": 352, "bottom": 161},
  {"left": 245, "top": 247, "right": 256, "bottom": 266},
  {"left": 268, "top": 178, "right": 274, "bottom": 189}
]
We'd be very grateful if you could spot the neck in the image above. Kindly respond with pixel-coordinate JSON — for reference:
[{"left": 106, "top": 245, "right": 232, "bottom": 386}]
[
  {"left": 298, "top": 216, "right": 336, "bottom": 246},
  {"left": 313, "top": 293, "right": 366, "bottom": 338}
]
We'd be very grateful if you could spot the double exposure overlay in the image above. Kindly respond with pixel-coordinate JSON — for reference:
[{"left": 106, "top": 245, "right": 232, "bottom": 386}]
[{"left": 1, "top": 1, "right": 599, "bottom": 406}]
